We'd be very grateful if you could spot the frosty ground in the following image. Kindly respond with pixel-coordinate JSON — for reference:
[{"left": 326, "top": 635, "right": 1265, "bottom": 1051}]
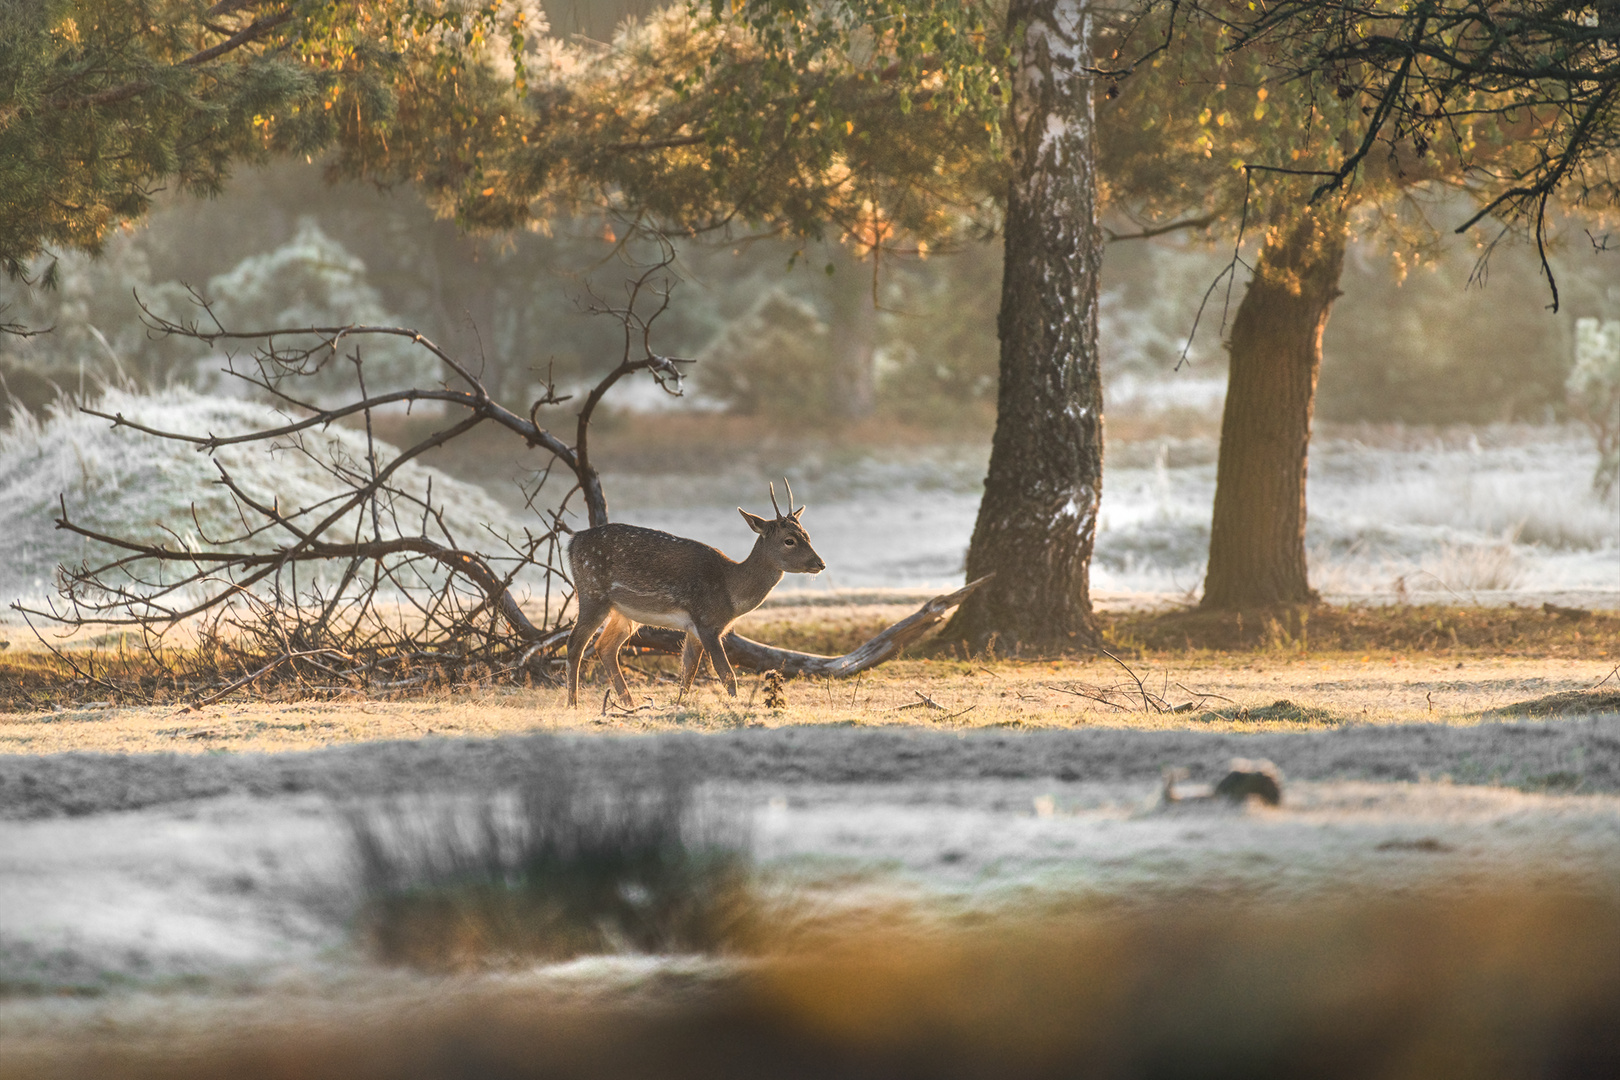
[
  {"left": 4, "top": 615, "right": 1620, "bottom": 1074},
  {"left": 6, "top": 701, "right": 1620, "bottom": 1069},
  {"left": 3, "top": 635, "right": 1619, "bottom": 991}
]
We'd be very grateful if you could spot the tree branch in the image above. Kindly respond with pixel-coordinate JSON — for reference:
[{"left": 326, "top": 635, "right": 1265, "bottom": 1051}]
[
  {"left": 1104, "top": 214, "right": 1217, "bottom": 243},
  {"left": 50, "top": 7, "right": 294, "bottom": 109},
  {"left": 182, "top": 8, "right": 294, "bottom": 67}
]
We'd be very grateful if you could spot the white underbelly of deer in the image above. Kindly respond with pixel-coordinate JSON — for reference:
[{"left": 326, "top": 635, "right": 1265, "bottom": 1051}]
[{"left": 611, "top": 597, "right": 695, "bottom": 633}]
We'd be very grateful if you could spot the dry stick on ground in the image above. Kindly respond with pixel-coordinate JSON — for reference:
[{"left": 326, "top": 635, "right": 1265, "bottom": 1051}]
[
  {"left": 1045, "top": 683, "right": 1131, "bottom": 711},
  {"left": 1101, "top": 648, "right": 1162, "bottom": 713},
  {"left": 1046, "top": 667, "right": 1227, "bottom": 715},
  {"left": 894, "top": 690, "right": 949, "bottom": 712},
  {"left": 1099, "top": 647, "right": 1183, "bottom": 713},
  {"left": 1176, "top": 682, "right": 1235, "bottom": 705},
  {"left": 183, "top": 647, "right": 352, "bottom": 710},
  {"left": 601, "top": 689, "right": 654, "bottom": 718}
]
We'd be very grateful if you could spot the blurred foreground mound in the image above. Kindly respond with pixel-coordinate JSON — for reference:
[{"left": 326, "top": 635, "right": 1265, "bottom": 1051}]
[{"left": 8, "top": 889, "right": 1619, "bottom": 1079}]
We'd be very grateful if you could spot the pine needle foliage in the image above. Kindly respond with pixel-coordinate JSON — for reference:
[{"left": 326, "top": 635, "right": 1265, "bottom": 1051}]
[{"left": 0, "top": 0, "right": 531, "bottom": 279}]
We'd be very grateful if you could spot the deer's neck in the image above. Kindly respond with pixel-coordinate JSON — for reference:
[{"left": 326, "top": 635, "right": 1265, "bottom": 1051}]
[{"left": 729, "top": 541, "right": 785, "bottom": 616}]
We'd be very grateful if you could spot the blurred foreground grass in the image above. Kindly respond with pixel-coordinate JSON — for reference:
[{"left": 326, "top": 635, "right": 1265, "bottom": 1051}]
[{"left": 4, "top": 887, "right": 1618, "bottom": 1079}]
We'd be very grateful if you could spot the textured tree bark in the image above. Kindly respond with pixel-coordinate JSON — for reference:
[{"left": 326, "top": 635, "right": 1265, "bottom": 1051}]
[
  {"left": 938, "top": 0, "right": 1104, "bottom": 654},
  {"left": 1200, "top": 205, "right": 1349, "bottom": 609}
]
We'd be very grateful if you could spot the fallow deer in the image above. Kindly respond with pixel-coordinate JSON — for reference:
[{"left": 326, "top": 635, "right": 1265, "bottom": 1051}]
[{"left": 566, "top": 481, "right": 825, "bottom": 707}]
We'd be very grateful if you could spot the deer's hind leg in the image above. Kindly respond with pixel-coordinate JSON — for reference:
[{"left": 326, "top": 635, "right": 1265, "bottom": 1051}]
[
  {"left": 595, "top": 610, "right": 639, "bottom": 707},
  {"left": 678, "top": 631, "right": 705, "bottom": 700},
  {"left": 566, "top": 595, "right": 613, "bottom": 708}
]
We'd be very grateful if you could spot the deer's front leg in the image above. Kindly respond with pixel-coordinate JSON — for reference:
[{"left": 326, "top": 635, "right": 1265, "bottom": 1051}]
[{"left": 697, "top": 626, "right": 738, "bottom": 697}]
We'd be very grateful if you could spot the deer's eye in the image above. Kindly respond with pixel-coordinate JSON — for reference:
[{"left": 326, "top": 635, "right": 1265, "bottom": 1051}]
[{"left": 784, "top": 537, "right": 798, "bottom": 546}]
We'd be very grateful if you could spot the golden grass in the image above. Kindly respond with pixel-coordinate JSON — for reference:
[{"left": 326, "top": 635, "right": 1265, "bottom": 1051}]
[
  {"left": 737, "top": 600, "right": 1620, "bottom": 662},
  {"left": 1098, "top": 602, "right": 1620, "bottom": 658},
  {"left": 0, "top": 601, "right": 1613, "bottom": 755},
  {"left": 0, "top": 649, "right": 1613, "bottom": 756}
]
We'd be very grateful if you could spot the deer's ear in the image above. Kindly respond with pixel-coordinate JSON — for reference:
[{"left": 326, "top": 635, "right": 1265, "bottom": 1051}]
[{"left": 739, "top": 508, "right": 770, "bottom": 535}]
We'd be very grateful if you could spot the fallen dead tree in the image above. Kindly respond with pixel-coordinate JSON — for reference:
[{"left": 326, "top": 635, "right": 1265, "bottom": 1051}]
[
  {"left": 13, "top": 252, "right": 980, "bottom": 704},
  {"left": 628, "top": 575, "right": 992, "bottom": 677}
]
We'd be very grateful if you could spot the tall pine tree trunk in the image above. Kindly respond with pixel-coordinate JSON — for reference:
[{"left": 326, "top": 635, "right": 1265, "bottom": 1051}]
[
  {"left": 940, "top": 0, "right": 1103, "bottom": 654},
  {"left": 1200, "top": 205, "right": 1348, "bottom": 609}
]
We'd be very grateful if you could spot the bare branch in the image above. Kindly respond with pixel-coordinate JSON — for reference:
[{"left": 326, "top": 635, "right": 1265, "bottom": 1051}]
[{"left": 1104, "top": 214, "right": 1218, "bottom": 243}]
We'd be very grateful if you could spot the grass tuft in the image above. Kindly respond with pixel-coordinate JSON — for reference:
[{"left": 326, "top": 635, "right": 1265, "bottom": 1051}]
[
  {"left": 1193, "top": 699, "right": 1345, "bottom": 725},
  {"left": 1480, "top": 688, "right": 1620, "bottom": 719},
  {"left": 347, "top": 746, "right": 753, "bottom": 971}
]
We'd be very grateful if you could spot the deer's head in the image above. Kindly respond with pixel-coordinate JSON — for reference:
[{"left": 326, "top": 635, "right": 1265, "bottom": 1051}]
[{"left": 740, "top": 479, "right": 825, "bottom": 574}]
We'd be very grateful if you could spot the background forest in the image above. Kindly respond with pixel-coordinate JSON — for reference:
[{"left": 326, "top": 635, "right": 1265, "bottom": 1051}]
[
  {"left": 1, "top": 157, "right": 1609, "bottom": 431},
  {"left": 2, "top": 157, "right": 1615, "bottom": 614},
  {"left": 0, "top": 0, "right": 1617, "bottom": 616}
]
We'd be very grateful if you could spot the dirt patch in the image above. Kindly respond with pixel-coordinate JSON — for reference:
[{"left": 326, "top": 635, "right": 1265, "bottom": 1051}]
[
  {"left": 4, "top": 716, "right": 1620, "bottom": 820},
  {"left": 1, "top": 654, "right": 1614, "bottom": 758}
]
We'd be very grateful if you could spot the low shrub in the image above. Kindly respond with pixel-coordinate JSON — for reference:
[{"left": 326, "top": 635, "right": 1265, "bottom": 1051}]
[{"left": 348, "top": 745, "right": 752, "bottom": 970}]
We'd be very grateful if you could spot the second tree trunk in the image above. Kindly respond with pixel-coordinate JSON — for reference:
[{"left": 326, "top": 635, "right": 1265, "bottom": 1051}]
[{"left": 1201, "top": 205, "right": 1348, "bottom": 609}]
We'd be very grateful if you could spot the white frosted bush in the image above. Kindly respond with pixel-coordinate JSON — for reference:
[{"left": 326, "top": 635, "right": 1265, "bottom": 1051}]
[
  {"left": 198, "top": 219, "right": 435, "bottom": 399},
  {"left": 0, "top": 387, "right": 524, "bottom": 604},
  {"left": 1569, "top": 318, "right": 1620, "bottom": 496}
]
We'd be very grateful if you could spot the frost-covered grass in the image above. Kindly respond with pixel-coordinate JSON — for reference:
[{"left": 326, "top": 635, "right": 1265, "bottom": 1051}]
[
  {"left": 0, "top": 388, "right": 531, "bottom": 605},
  {"left": 607, "top": 423, "right": 1618, "bottom": 605},
  {"left": 8, "top": 731, "right": 1620, "bottom": 1074},
  {"left": 2, "top": 391, "right": 1615, "bottom": 613},
  {"left": 1305, "top": 431, "right": 1619, "bottom": 600},
  {"left": 1106, "top": 371, "right": 1228, "bottom": 419}
]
